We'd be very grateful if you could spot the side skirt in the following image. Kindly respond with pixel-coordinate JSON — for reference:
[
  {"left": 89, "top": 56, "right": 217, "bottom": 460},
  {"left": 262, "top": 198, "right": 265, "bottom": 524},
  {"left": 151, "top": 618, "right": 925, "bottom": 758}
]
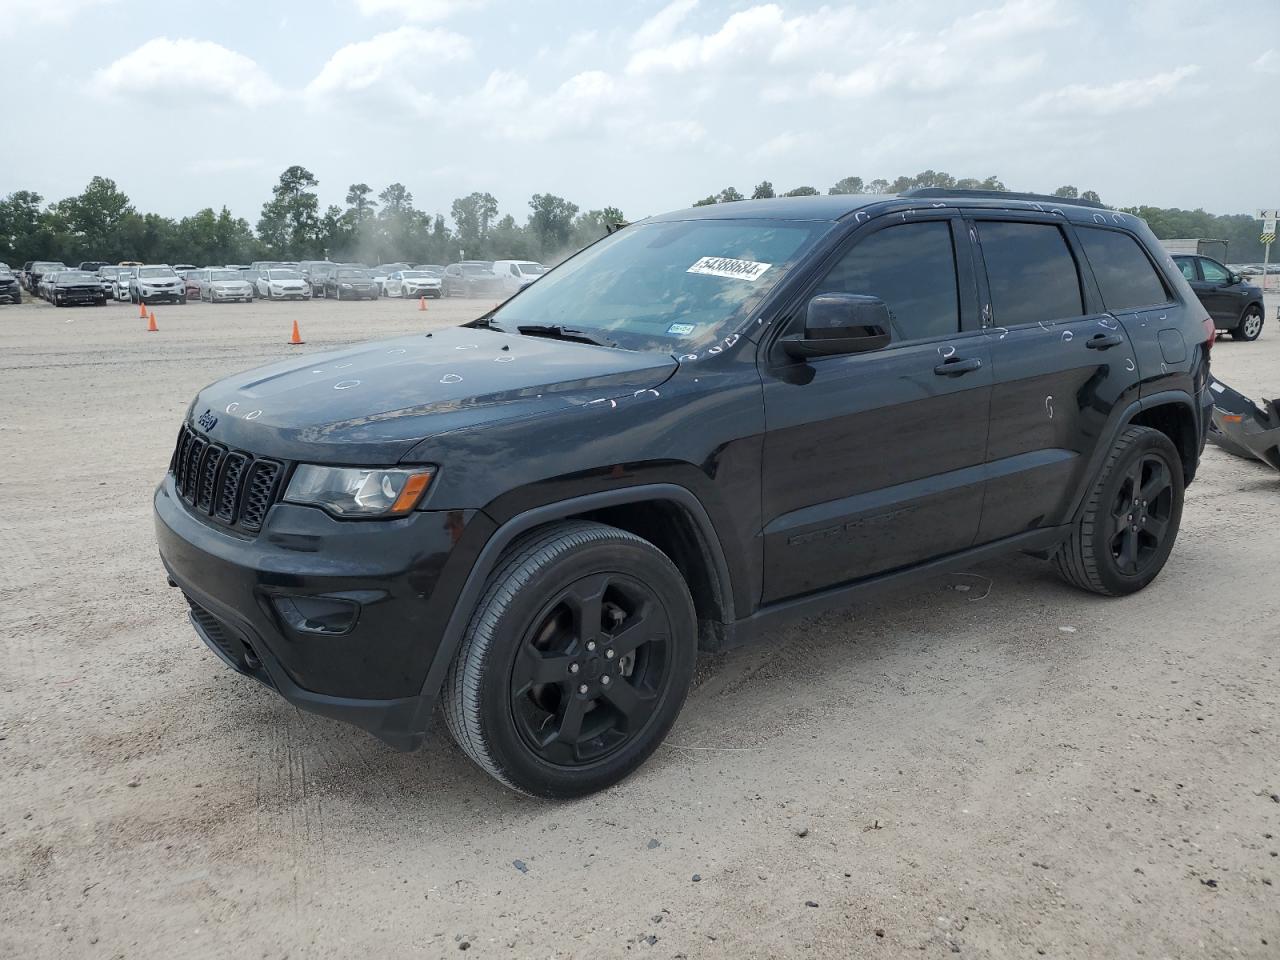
[{"left": 717, "top": 525, "right": 1070, "bottom": 651}]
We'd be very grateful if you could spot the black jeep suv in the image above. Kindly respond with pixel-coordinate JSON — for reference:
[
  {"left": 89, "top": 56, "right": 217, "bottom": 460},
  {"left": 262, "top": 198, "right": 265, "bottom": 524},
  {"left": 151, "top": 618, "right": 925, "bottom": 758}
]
[{"left": 155, "top": 190, "right": 1213, "bottom": 798}]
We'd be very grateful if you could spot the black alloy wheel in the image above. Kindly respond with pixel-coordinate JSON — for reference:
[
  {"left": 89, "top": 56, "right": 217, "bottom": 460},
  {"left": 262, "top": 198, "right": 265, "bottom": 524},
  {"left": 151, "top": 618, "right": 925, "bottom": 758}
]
[
  {"left": 1107, "top": 452, "right": 1174, "bottom": 577},
  {"left": 509, "top": 571, "right": 673, "bottom": 767},
  {"left": 444, "top": 521, "right": 697, "bottom": 798}
]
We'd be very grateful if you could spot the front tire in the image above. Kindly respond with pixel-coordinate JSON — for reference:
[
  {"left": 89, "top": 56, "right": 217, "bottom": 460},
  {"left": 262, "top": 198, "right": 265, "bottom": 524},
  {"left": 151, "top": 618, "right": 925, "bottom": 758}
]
[
  {"left": 1053, "top": 425, "right": 1184, "bottom": 596},
  {"left": 443, "top": 521, "right": 697, "bottom": 799},
  {"left": 1232, "top": 306, "right": 1264, "bottom": 342}
]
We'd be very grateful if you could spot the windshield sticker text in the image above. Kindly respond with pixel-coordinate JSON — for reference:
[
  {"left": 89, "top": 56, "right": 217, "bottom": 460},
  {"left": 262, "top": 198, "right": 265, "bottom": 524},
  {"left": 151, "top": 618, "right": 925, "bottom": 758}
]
[
  {"left": 666, "top": 323, "right": 696, "bottom": 336},
  {"left": 687, "top": 257, "right": 772, "bottom": 282}
]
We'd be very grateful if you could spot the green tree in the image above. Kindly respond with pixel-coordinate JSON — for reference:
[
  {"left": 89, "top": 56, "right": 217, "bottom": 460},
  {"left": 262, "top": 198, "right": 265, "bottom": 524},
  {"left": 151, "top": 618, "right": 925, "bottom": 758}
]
[
  {"left": 0, "top": 190, "right": 49, "bottom": 264},
  {"left": 451, "top": 192, "right": 500, "bottom": 256},
  {"left": 751, "top": 181, "right": 776, "bottom": 199},
  {"left": 783, "top": 185, "right": 820, "bottom": 197},
  {"left": 828, "top": 176, "right": 864, "bottom": 195},
  {"left": 717, "top": 186, "right": 744, "bottom": 203},
  {"left": 345, "top": 183, "right": 376, "bottom": 225},
  {"left": 257, "top": 165, "right": 321, "bottom": 258},
  {"left": 692, "top": 195, "right": 718, "bottom": 207},
  {"left": 528, "top": 193, "right": 580, "bottom": 258},
  {"left": 1081, "top": 190, "right": 1102, "bottom": 204},
  {"left": 1052, "top": 185, "right": 1079, "bottom": 199}
]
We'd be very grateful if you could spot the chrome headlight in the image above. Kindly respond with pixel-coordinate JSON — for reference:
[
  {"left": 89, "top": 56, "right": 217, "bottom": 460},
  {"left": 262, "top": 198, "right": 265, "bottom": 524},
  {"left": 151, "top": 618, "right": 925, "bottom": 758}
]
[{"left": 284, "top": 465, "right": 435, "bottom": 518}]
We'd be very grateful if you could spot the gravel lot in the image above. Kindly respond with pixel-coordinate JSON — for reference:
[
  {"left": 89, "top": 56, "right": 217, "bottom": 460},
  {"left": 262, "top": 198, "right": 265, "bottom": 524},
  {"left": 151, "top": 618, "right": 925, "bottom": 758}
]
[{"left": 1, "top": 291, "right": 1277, "bottom": 959}]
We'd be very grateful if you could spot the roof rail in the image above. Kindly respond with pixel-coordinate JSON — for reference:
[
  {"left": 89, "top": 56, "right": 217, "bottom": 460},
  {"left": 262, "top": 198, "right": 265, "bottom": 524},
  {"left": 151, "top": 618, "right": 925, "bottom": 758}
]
[{"left": 901, "top": 188, "right": 1108, "bottom": 210}]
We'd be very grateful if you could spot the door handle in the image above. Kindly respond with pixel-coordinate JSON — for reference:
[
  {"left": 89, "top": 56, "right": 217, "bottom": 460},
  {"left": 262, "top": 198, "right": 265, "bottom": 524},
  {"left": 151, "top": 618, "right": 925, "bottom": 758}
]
[
  {"left": 1086, "top": 333, "right": 1124, "bottom": 350},
  {"left": 933, "top": 356, "right": 983, "bottom": 376}
]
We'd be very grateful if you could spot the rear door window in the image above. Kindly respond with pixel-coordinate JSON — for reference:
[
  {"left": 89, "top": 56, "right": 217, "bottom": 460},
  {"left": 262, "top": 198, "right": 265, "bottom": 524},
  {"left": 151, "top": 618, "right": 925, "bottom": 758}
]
[
  {"left": 1198, "top": 258, "right": 1230, "bottom": 283},
  {"left": 816, "top": 220, "right": 959, "bottom": 342},
  {"left": 975, "top": 221, "right": 1083, "bottom": 327},
  {"left": 1077, "top": 227, "right": 1170, "bottom": 311}
]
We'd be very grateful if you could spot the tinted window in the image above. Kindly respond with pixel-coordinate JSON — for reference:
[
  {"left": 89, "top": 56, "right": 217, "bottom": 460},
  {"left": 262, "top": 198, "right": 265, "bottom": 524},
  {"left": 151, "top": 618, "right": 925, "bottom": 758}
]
[
  {"left": 1077, "top": 227, "right": 1169, "bottom": 310},
  {"left": 1175, "top": 258, "right": 1197, "bottom": 281},
  {"left": 816, "top": 221, "right": 959, "bottom": 341},
  {"left": 976, "top": 221, "right": 1083, "bottom": 326},
  {"left": 1199, "top": 258, "right": 1230, "bottom": 283}
]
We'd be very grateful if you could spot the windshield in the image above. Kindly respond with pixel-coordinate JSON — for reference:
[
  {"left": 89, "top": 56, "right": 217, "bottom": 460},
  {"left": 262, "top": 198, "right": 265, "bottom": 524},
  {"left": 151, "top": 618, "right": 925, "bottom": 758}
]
[
  {"left": 267, "top": 269, "right": 303, "bottom": 280},
  {"left": 490, "top": 218, "right": 830, "bottom": 352},
  {"left": 35, "top": 262, "right": 66, "bottom": 271},
  {"left": 461, "top": 263, "right": 493, "bottom": 275},
  {"left": 209, "top": 270, "right": 241, "bottom": 281},
  {"left": 58, "top": 272, "right": 95, "bottom": 283},
  {"left": 416, "top": 265, "right": 444, "bottom": 274},
  {"left": 516, "top": 262, "right": 548, "bottom": 275},
  {"left": 400, "top": 271, "right": 431, "bottom": 279},
  {"left": 138, "top": 267, "right": 175, "bottom": 278},
  {"left": 337, "top": 269, "right": 371, "bottom": 280}
]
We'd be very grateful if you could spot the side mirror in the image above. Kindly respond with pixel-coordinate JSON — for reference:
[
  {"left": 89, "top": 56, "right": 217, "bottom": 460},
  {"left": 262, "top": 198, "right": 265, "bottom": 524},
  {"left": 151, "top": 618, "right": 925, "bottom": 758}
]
[
  {"left": 1229, "top": 273, "right": 1243, "bottom": 285},
  {"left": 783, "top": 293, "right": 892, "bottom": 359}
]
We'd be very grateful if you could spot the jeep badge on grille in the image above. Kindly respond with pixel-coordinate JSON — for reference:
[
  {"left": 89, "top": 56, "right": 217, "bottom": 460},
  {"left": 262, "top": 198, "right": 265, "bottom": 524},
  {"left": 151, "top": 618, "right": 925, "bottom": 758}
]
[{"left": 197, "top": 409, "right": 218, "bottom": 431}]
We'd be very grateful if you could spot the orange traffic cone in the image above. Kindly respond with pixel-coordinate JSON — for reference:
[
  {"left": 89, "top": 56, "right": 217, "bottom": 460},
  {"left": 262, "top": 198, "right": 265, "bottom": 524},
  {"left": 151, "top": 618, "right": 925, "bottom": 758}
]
[
  {"left": 418, "top": 296, "right": 427, "bottom": 312},
  {"left": 138, "top": 300, "right": 148, "bottom": 319},
  {"left": 289, "top": 320, "right": 304, "bottom": 345},
  {"left": 147, "top": 311, "right": 158, "bottom": 332}
]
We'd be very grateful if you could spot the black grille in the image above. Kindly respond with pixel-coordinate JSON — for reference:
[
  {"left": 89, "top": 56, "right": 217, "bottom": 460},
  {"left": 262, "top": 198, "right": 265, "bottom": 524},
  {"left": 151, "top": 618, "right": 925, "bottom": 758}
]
[
  {"left": 169, "top": 425, "right": 285, "bottom": 535},
  {"left": 239, "top": 461, "right": 282, "bottom": 531}
]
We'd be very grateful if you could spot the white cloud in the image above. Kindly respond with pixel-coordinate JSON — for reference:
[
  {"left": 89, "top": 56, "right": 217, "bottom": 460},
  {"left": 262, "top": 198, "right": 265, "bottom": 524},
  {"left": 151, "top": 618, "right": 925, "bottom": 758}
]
[
  {"left": 1025, "top": 65, "right": 1200, "bottom": 115},
  {"left": 627, "top": 3, "right": 781, "bottom": 75},
  {"left": 93, "top": 38, "right": 281, "bottom": 107},
  {"left": 0, "top": 0, "right": 112, "bottom": 22},
  {"left": 1255, "top": 49, "right": 1279, "bottom": 75},
  {"left": 305, "top": 26, "right": 473, "bottom": 112},
  {"left": 456, "top": 68, "right": 628, "bottom": 141},
  {"left": 630, "top": 0, "right": 699, "bottom": 50},
  {"left": 353, "top": 0, "right": 484, "bottom": 20}
]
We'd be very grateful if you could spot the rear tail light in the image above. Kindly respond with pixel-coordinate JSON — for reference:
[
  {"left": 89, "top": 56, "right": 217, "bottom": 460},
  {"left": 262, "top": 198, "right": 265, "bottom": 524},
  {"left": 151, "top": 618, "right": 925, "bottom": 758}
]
[{"left": 1202, "top": 316, "right": 1216, "bottom": 351}]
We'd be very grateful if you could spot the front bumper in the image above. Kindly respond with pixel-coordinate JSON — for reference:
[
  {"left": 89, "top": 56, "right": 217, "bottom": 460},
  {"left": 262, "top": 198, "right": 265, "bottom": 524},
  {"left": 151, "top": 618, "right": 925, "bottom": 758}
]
[
  {"left": 154, "top": 476, "right": 480, "bottom": 749},
  {"left": 265, "top": 288, "right": 311, "bottom": 300},
  {"left": 405, "top": 286, "right": 443, "bottom": 298},
  {"left": 139, "top": 287, "right": 184, "bottom": 302}
]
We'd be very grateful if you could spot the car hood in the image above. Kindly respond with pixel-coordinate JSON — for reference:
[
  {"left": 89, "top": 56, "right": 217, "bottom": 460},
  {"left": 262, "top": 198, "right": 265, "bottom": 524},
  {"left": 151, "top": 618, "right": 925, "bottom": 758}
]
[
  {"left": 212, "top": 280, "right": 251, "bottom": 287},
  {"left": 188, "top": 326, "right": 678, "bottom": 464}
]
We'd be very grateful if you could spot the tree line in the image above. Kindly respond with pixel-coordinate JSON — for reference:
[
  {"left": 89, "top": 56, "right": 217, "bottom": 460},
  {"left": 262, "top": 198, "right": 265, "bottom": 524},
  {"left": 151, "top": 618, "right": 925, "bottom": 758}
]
[{"left": 0, "top": 166, "right": 1273, "bottom": 268}]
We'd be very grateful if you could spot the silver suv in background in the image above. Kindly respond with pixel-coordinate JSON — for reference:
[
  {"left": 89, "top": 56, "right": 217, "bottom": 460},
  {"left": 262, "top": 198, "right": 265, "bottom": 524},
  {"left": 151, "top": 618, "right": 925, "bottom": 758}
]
[{"left": 130, "top": 265, "right": 185, "bottom": 305}]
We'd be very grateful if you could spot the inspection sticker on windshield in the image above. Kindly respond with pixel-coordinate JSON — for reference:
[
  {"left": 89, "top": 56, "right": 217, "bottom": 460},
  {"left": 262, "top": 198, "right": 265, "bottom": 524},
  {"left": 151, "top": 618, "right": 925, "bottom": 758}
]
[
  {"left": 666, "top": 323, "right": 696, "bottom": 336},
  {"left": 687, "top": 256, "right": 772, "bottom": 282}
]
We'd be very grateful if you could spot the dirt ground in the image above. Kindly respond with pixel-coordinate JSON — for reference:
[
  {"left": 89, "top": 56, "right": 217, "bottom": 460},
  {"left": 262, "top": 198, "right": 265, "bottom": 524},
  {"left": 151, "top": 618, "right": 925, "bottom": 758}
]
[{"left": 1, "top": 290, "right": 1277, "bottom": 960}]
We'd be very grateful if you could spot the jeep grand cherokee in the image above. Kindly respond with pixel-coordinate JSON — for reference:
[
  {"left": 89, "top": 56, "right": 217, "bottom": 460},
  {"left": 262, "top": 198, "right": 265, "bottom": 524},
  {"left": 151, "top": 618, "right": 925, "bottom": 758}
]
[{"left": 156, "top": 190, "right": 1213, "bottom": 798}]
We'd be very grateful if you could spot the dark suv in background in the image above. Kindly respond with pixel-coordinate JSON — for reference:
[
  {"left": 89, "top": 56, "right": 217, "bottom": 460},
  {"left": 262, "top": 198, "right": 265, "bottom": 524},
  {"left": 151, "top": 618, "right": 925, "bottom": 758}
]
[
  {"left": 156, "top": 190, "right": 1212, "bottom": 799},
  {"left": 1173, "top": 254, "right": 1266, "bottom": 341}
]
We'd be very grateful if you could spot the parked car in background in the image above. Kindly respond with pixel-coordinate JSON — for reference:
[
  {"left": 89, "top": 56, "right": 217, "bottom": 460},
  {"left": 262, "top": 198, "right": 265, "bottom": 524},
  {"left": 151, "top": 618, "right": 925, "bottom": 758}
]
[
  {"left": 180, "top": 270, "right": 203, "bottom": 300},
  {"left": 237, "top": 267, "right": 260, "bottom": 296},
  {"left": 443, "top": 261, "right": 502, "bottom": 298},
  {"left": 324, "top": 266, "right": 378, "bottom": 300},
  {"left": 117, "top": 260, "right": 142, "bottom": 267},
  {"left": 0, "top": 266, "right": 21, "bottom": 303},
  {"left": 95, "top": 265, "right": 124, "bottom": 299},
  {"left": 27, "top": 261, "right": 67, "bottom": 294},
  {"left": 306, "top": 262, "right": 337, "bottom": 297},
  {"left": 372, "top": 263, "right": 411, "bottom": 294},
  {"left": 77, "top": 261, "right": 110, "bottom": 273},
  {"left": 492, "top": 259, "right": 549, "bottom": 295},
  {"left": 50, "top": 270, "right": 107, "bottom": 307},
  {"left": 111, "top": 266, "right": 137, "bottom": 301},
  {"left": 130, "top": 265, "right": 186, "bottom": 304},
  {"left": 255, "top": 268, "right": 311, "bottom": 301},
  {"left": 299, "top": 261, "right": 336, "bottom": 296},
  {"left": 383, "top": 269, "right": 443, "bottom": 299},
  {"left": 1173, "top": 254, "right": 1266, "bottom": 342},
  {"left": 39, "top": 270, "right": 66, "bottom": 300},
  {"left": 197, "top": 268, "right": 254, "bottom": 303},
  {"left": 249, "top": 261, "right": 286, "bottom": 274}
]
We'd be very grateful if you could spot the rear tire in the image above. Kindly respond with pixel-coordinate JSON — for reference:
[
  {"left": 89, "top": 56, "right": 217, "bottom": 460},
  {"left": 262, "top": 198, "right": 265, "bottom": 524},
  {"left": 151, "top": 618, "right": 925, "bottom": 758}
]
[
  {"left": 1232, "top": 306, "right": 1264, "bottom": 342},
  {"left": 443, "top": 520, "right": 697, "bottom": 799},
  {"left": 1053, "top": 425, "right": 1184, "bottom": 596}
]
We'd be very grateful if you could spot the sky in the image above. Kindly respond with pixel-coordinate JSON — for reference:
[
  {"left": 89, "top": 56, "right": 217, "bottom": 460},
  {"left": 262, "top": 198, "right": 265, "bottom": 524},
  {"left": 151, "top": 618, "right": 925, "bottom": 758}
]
[{"left": 2, "top": 0, "right": 1278, "bottom": 226}]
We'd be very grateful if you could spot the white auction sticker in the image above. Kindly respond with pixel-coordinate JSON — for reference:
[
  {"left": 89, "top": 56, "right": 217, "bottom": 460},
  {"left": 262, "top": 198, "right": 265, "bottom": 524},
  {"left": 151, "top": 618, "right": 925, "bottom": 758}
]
[{"left": 687, "top": 256, "right": 772, "bottom": 282}]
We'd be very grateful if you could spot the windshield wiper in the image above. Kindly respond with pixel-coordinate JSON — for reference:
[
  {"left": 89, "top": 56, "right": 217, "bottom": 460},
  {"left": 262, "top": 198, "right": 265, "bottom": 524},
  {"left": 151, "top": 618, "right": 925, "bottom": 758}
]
[
  {"left": 516, "top": 324, "right": 615, "bottom": 348},
  {"left": 465, "top": 316, "right": 506, "bottom": 332}
]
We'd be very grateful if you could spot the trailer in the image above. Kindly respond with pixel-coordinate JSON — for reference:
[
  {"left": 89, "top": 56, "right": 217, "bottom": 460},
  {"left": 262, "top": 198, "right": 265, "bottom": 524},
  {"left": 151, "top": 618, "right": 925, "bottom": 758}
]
[{"left": 1159, "top": 238, "right": 1229, "bottom": 261}]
